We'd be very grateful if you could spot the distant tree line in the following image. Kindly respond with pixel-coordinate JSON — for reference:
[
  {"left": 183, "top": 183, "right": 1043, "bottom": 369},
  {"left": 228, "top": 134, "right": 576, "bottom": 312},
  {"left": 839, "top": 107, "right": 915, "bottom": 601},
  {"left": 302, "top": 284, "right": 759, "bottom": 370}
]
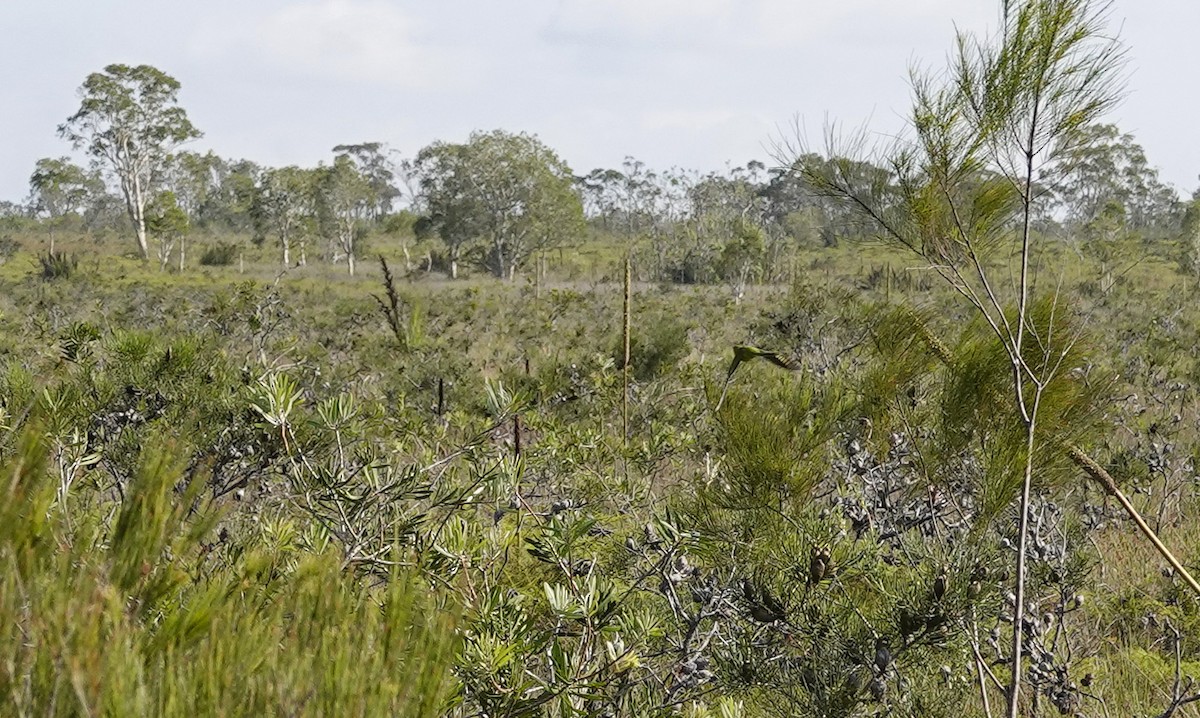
[{"left": 3, "top": 63, "right": 1197, "bottom": 284}]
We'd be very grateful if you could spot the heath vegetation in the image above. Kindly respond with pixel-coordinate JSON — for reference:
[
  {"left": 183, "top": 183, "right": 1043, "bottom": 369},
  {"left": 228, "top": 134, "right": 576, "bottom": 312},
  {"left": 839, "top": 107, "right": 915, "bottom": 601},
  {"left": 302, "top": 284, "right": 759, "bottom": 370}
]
[{"left": 4, "top": 1, "right": 1200, "bottom": 716}]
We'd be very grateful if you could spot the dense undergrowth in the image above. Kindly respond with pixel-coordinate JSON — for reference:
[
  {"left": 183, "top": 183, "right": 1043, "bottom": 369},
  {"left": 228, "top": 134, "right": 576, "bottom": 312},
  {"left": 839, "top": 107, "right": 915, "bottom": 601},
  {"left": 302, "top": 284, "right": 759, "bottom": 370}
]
[{"left": 2, "top": 234, "right": 1200, "bottom": 716}]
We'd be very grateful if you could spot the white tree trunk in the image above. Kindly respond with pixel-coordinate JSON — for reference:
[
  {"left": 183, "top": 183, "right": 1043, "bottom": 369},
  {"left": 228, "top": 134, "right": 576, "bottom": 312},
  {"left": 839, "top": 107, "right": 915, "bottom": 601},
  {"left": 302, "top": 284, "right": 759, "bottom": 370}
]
[
  {"left": 339, "top": 219, "right": 356, "bottom": 276},
  {"left": 494, "top": 236, "right": 509, "bottom": 279},
  {"left": 158, "top": 237, "right": 174, "bottom": 271},
  {"left": 130, "top": 170, "right": 149, "bottom": 260}
]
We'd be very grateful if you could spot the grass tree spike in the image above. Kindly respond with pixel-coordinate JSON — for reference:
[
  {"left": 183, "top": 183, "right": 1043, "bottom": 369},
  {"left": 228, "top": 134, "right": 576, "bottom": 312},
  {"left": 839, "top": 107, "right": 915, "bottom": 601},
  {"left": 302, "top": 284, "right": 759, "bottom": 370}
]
[{"left": 1068, "top": 445, "right": 1200, "bottom": 597}]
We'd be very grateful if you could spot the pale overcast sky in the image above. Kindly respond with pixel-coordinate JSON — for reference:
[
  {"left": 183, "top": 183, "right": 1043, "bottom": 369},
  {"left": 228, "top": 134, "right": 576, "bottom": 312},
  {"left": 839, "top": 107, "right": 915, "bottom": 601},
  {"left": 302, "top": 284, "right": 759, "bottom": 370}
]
[{"left": 2, "top": 0, "right": 1197, "bottom": 202}]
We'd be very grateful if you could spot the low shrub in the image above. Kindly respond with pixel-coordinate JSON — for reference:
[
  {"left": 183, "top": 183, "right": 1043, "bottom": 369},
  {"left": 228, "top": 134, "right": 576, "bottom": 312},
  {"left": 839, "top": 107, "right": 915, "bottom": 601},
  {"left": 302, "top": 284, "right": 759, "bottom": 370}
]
[
  {"left": 618, "top": 312, "right": 691, "bottom": 381},
  {"left": 199, "top": 242, "right": 241, "bottom": 266},
  {"left": 38, "top": 250, "right": 78, "bottom": 280},
  {"left": 0, "top": 234, "right": 19, "bottom": 263}
]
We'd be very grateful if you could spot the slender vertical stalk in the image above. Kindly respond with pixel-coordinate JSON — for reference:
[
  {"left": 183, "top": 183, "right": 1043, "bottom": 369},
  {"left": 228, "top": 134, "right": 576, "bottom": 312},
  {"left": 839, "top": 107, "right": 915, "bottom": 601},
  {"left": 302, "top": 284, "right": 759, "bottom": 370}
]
[
  {"left": 1008, "top": 411, "right": 1038, "bottom": 716},
  {"left": 1007, "top": 102, "right": 1042, "bottom": 718},
  {"left": 622, "top": 255, "right": 632, "bottom": 451},
  {"left": 977, "top": 656, "right": 995, "bottom": 718}
]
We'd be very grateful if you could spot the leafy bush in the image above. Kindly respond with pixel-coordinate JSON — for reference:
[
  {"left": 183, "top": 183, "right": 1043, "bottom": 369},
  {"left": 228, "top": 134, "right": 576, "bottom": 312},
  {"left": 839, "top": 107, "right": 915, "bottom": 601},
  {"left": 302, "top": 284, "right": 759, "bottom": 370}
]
[
  {"left": 0, "top": 234, "right": 18, "bottom": 263},
  {"left": 38, "top": 250, "right": 78, "bottom": 280},
  {"left": 199, "top": 241, "right": 240, "bottom": 266},
  {"left": 618, "top": 312, "right": 691, "bottom": 381}
]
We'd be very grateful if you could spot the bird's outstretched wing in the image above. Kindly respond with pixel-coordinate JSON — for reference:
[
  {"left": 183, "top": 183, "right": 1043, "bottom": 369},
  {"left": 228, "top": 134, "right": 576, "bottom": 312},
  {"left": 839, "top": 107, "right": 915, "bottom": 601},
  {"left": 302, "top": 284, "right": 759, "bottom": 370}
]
[
  {"left": 725, "top": 354, "right": 744, "bottom": 381},
  {"left": 756, "top": 350, "right": 800, "bottom": 372},
  {"left": 729, "top": 345, "right": 800, "bottom": 376},
  {"left": 716, "top": 346, "right": 802, "bottom": 411}
]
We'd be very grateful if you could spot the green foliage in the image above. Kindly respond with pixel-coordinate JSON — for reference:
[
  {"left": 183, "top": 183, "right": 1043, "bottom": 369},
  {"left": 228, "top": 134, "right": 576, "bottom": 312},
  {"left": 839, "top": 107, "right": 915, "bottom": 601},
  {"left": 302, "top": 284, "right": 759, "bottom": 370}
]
[
  {"left": 252, "top": 165, "right": 317, "bottom": 265},
  {"left": 316, "top": 154, "right": 373, "bottom": 275},
  {"left": 2, "top": 12, "right": 1197, "bottom": 713},
  {"left": 412, "top": 129, "right": 586, "bottom": 279},
  {"left": 58, "top": 63, "right": 202, "bottom": 259},
  {"left": 0, "top": 428, "right": 458, "bottom": 717},
  {"left": 38, "top": 250, "right": 79, "bottom": 280},
  {"left": 1051, "top": 123, "right": 1183, "bottom": 233},
  {"left": 619, "top": 310, "right": 691, "bottom": 381},
  {"left": 0, "top": 236, "right": 1195, "bottom": 715},
  {"left": 0, "top": 234, "right": 21, "bottom": 263},
  {"left": 147, "top": 190, "right": 190, "bottom": 237},
  {"left": 28, "top": 156, "right": 103, "bottom": 220},
  {"left": 198, "top": 241, "right": 240, "bottom": 266},
  {"left": 333, "top": 142, "right": 400, "bottom": 220}
]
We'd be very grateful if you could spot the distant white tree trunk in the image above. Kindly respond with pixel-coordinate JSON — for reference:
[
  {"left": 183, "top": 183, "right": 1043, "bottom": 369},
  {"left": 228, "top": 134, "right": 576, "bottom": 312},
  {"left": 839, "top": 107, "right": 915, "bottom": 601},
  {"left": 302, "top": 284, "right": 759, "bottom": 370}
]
[
  {"left": 157, "top": 236, "right": 174, "bottom": 271},
  {"left": 122, "top": 165, "right": 150, "bottom": 260},
  {"left": 335, "top": 218, "right": 356, "bottom": 276}
]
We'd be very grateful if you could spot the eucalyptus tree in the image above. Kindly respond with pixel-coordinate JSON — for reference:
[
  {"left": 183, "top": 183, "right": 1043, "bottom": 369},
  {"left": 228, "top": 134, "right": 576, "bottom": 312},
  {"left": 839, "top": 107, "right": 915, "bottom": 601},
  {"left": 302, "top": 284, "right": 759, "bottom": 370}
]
[
  {"left": 413, "top": 130, "right": 584, "bottom": 279},
  {"left": 212, "top": 159, "right": 262, "bottom": 233},
  {"left": 28, "top": 157, "right": 103, "bottom": 252},
  {"left": 577, "top": 158, "right": 673, "bottom": 240},
  {"left": 409, "top": 142, "right": 477, "bottom": 279},
  {"left": 577, "top": 167, "right": 626, "bottom": 230},
  {"left": 619, "top": 157, "right": 673, "bottom": 238},
  {"left": 1182, "top": 197, "right": 1200, "bottom": 283},
  {"left": 0, "top": 202, "right": 27, "bottom": 224},
  {"left": 59, "top": 64, "right": 201, "bottom": 260},
  {"left": 316, "top": 155, "right": 373, "bottom": 276},
  {"left": 164, "top": 150, "right": 220, "bottom": 220},
  {"left": 777, "top": 0, "right": 1200, "bottom": 714},
  {"left": 333, "top": 142, "right": 400, "bottom": 221},
  {"left": 1049, "top": 123, "right": 1181, "bottom": 232},
  {"left": 254, "top": 166, "right": 317, "bottom": 267},
  {"left": 161, "top": 151, "right": 259, "bottom": 232},
  {"left": 145, "top": 190, "right": 189, "bottom": 271}
]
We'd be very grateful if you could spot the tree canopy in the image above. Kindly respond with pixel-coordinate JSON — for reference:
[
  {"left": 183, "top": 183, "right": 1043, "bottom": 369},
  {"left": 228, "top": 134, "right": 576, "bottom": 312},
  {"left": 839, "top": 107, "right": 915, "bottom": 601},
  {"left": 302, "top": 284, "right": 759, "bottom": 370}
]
[
  {"left": 59, "top": 64, "right": 201, "bottom": 259},
  {"left": 413, "top": 130, "right": 585, "bottom": 279}
]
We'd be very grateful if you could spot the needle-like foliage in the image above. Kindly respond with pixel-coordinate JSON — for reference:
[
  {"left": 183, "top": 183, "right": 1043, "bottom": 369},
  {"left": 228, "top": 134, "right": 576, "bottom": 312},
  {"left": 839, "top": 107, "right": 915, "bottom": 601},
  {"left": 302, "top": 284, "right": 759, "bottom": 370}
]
[{"left": 780, "top": 1, "right": 1129, "bottom": 713}]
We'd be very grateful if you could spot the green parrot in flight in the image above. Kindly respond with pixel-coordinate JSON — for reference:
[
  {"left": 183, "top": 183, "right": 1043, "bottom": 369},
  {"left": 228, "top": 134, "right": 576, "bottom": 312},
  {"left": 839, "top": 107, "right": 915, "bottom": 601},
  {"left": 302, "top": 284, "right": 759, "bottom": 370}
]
[{"left": 715, "top": 345, "right": 802, "bottom": 411}]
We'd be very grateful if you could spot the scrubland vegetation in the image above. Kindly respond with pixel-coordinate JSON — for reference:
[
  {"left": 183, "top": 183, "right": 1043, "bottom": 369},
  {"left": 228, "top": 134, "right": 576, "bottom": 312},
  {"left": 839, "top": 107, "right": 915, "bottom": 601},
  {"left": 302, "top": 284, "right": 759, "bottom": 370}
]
[{"left": 6, "top": 0, "right": 1200, "bottom": 716}]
